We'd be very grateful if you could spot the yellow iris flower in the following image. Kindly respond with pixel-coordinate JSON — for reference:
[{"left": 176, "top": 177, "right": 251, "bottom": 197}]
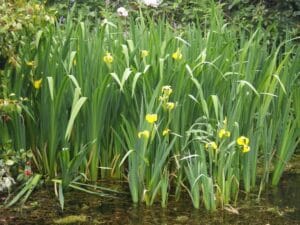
[
  {"left": 237, "top": 136, "right": 250, "bottom": 153},
  {"left": 145, "top": 114, "right": 158, "bottom": 124},
  {"left": 33, "top": 79, "right": 42, "bottom": 89},
  {"left": 242, "top": 145, "right": 250, "bottom": 153},
  {"left": 138, "top": 130, "right": 150, "bottom": 139},
  {"left": 141, "top": 50, "right": 149, "bottom": 58},
  {"left": 237, "top": 136, "right": 249, "bottom": 146},
  {"left": 172, "top": 48, "right": 182, "bottom": 61},
  {"left": 166, "top": 102, "right": 175, "bottom": 110},
  {"left": 205, "top": 141, "right": 218, "bottom": 150},
  {"left": 161, "top": 85, "right": 173, "bottom": 96},
  {"left": 103, "top": 52, "right": 113, "bottom": 64},
  {"left": 218, "top": 129, "right": 231, "bottom": 138},
  {"left": 26, "top": 61, "right": 36, "bottom": 67},
  {"left": 162, "top": 128, "right": 170, "bottom": 136}
]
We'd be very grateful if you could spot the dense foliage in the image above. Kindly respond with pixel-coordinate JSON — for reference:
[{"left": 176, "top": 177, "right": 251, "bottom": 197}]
[
  {"left": 50, "top": 0, "right": 300, "bottom": 31},
  {"left": 0, "top": 0, "right": 56, "bottom": 67}
]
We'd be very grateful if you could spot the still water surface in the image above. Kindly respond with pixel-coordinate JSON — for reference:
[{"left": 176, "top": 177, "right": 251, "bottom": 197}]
[{"left": 0, "top": 174, "right": 299, "bottom": 225}]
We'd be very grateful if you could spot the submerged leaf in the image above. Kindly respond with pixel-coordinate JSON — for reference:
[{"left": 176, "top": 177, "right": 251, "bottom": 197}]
[{"left": 53, "top": 215, "right": 87, "bottom": 224}]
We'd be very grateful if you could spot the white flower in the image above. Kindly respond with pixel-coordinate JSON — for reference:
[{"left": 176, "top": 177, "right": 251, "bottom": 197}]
[
  {"left": 117, "top": 7, "right": 128, "bottom": 17},
  {"left": 143, "top": 0, "right": 161, "bottom": 8}
]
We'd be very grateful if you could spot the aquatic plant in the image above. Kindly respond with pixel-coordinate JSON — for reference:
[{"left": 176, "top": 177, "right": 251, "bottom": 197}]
[{"left": 1, "top": 2, "right": 299, "bottom": 210}]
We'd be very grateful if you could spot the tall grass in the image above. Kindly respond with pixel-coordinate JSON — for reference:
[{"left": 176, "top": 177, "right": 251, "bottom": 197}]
[{"left": 2, "top": 4, "right": 299, "bottom": 209}]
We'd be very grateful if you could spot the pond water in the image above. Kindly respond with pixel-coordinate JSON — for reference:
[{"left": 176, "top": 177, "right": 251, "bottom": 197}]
[{"left": 0, "top": 174, "right": 299, "bottom": 225}]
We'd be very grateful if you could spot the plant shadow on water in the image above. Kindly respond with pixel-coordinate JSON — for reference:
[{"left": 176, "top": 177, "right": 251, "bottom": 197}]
[
  {"left": 264, "top": 174, "right": 300, "bottom": 221},
  {"left": 0, "top": 174, "right": 299, "bottom": 225}
]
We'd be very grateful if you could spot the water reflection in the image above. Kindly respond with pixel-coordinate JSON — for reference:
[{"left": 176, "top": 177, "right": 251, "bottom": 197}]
[{"left": 266, "top": 174, "right": 300, "bottom": 220}]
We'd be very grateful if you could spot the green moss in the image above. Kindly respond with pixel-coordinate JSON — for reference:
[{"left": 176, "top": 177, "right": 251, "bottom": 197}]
[{"left": 53, "top": 215, "right": 87, "bottom": 224}]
